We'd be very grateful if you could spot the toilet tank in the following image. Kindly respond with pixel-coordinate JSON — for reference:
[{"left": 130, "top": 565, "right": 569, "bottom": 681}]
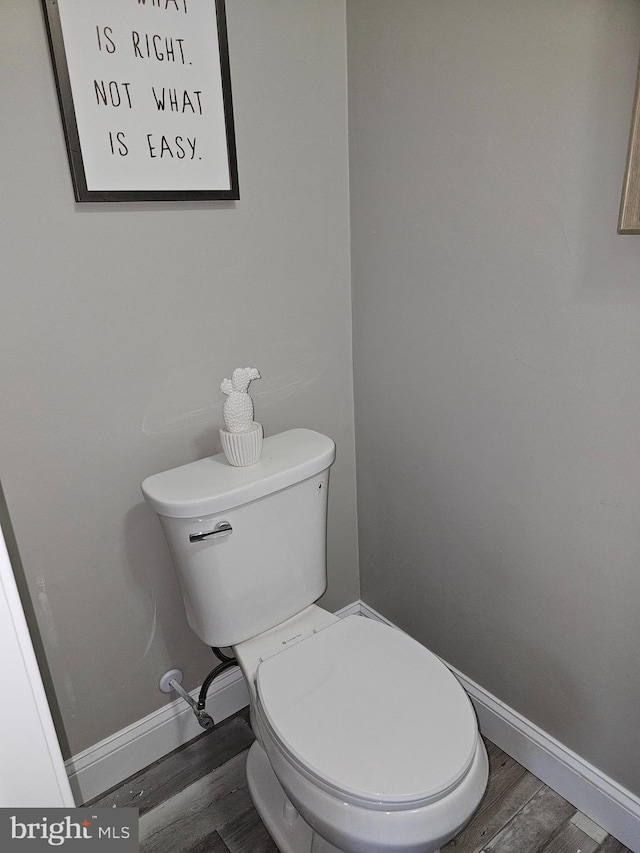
[{"left": 141, "top": 429, "right": 335, "bottom": 647}]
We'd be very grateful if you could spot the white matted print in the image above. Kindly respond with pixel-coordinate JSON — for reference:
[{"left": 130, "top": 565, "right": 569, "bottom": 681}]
[{"left": 42, "top": 0, "right": 238, "bottom": 201}]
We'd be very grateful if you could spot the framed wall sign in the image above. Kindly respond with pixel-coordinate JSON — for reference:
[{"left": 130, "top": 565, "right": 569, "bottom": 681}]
[
  {"left": 619, "top": 54, "right": 640, "bottom": 233},
  {"left": 41, "top": 0, "right": 239, "bottom": 202}
]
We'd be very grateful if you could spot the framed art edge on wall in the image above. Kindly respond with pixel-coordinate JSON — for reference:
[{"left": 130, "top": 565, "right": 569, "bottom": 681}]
[
  {"left": 618, "top": 52, "right": 640, "bottom": 233},
  {"left": 41, "top": 0, "right": 239, "bottom": 203}
]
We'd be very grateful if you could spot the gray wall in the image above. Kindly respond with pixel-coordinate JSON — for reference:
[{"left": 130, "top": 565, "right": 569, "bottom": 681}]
[
  {"left": 0, "top": 0, "right": 358, "bottom": 756},
  {"left": 348, "top": 0, "right": 640, "bottom": 796},
  {"left": 5, "top": 0, "right": 640, "bottom": 802}
]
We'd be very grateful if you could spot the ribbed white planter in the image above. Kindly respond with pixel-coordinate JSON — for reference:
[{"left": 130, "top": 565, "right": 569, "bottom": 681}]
[{"left": 220, "top": 422, "right": 263, "bottom": 466}]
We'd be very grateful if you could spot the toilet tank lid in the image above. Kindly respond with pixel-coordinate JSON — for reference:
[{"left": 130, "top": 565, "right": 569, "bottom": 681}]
[{"left": 141, "top": 429, "right": 335, "bottom": 518}]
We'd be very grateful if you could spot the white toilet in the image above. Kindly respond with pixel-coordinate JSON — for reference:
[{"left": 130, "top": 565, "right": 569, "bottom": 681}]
[{"left": 141, "top": 429, "right": 488, "bottom": 853}]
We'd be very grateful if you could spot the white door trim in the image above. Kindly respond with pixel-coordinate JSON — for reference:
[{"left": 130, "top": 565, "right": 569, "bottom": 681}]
[{"left": 0, "top": 519, "right": 75, "bottom": 807}]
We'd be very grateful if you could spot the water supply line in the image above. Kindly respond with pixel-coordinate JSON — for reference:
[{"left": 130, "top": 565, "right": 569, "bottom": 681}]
[{"left": 196, "top": 655, "right": 238, "bottom": 714}]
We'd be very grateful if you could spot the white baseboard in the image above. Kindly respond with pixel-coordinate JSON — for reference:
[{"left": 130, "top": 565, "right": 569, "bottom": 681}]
[
  {"left": 333, "top": 600, "right": 362, "bottom": 619},
  {"left": 360, "top": 601, "right": 640, "bottom": 853},
  {"left": 66, "top": 602, "right": 360, "bottom": 806}
]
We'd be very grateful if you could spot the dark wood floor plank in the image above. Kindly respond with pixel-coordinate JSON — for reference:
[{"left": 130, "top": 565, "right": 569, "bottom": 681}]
[
  {"left": 442, "top": 748, "right": 543, "bottom": 853},
  {"left": 90, "top": 709, "right": 254, "bottom": 814},
  {"left": 218, "top": 806, "right": 279, "bottom": 853},
  {"left": 139, "top": 752, "right": 252, "bottom": 853},
  {"left": 484, "top": 785, "right": 576, "bottom": 853},
  {"left": 539, "top": 821, "right": 600, "bottom": 853},
  {"left": 167, "top": 829, "right": 230, "bottom": 853}
]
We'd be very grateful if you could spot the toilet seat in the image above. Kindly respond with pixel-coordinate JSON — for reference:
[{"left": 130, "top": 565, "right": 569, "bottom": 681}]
[{"left": 255, "top": 615, "right": 478, "bottom": 811}]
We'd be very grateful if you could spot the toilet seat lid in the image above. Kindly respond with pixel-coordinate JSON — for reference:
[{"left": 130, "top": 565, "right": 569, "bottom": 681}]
[{"left": 256, "top": 615, "right": 478, "bottom": 809}]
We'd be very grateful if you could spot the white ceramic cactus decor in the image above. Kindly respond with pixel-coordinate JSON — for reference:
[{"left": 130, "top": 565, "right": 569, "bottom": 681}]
[{"left": 219, "top": 367, "right": 263, "bottom": 466}]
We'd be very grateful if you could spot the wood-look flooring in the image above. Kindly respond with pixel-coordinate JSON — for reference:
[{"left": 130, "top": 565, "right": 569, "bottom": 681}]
[{"left": 89, "top": 708, "right": 632, "bottom": 853}]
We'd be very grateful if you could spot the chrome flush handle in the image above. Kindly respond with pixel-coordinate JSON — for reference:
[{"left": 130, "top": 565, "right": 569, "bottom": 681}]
[{"left": 189, "top": 521, "right": 233, "bottom": 543}]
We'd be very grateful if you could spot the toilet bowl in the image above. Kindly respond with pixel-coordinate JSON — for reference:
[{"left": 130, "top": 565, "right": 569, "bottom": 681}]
[
  {"left": 141, "top": 429, "right": 488, "bottom": 853},
  {"left": 234, "top": 608, "right": 489, "bottom": 853}
]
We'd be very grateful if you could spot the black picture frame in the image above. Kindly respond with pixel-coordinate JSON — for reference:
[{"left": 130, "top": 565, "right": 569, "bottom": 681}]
[
  {"left": 41, "top": 0, "right": 239, "bottom": 203},
  {"left": 619, "top": 53, "right": 640, "bottom": 233}
]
